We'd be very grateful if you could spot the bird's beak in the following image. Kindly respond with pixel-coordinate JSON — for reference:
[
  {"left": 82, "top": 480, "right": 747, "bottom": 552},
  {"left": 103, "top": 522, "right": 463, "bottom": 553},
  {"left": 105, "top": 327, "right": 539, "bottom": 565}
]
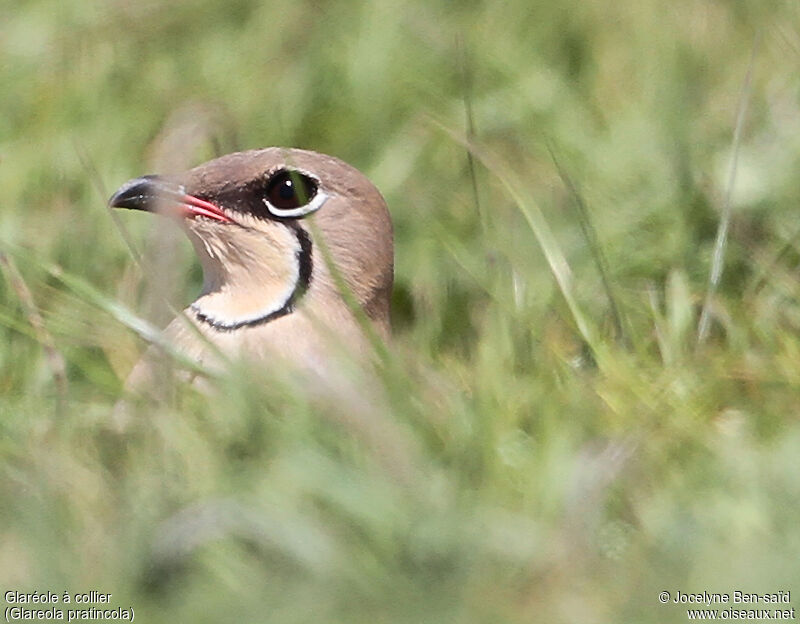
[{"left": 108, "top": 175, "right": 233, "bottom": 224}]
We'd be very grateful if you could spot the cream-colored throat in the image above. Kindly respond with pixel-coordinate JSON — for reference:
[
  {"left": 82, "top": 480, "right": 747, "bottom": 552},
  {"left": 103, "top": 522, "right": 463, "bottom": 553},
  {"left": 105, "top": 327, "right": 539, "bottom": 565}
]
[{"left": 186, "top": 221, "right": 310, "bottom": 330}]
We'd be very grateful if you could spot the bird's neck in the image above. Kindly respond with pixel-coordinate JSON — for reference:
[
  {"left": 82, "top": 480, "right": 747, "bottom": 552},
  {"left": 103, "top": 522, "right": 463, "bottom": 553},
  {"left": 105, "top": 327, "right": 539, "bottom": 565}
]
[{"left": 186, "top": 224, "right": 312, "bottom": 331}]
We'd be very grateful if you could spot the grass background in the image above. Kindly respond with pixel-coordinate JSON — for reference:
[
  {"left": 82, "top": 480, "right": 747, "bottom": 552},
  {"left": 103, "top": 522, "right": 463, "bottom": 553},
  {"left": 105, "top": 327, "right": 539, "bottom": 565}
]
[{"left": 2, "top": 0, "right": 800, "bottom": 621}]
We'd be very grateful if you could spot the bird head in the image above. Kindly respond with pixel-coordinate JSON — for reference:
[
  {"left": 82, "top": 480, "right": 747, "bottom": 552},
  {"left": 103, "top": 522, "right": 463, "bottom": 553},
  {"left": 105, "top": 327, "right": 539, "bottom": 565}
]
[{"left": 109, "top": 148, "right": 393, "bottom": 337}]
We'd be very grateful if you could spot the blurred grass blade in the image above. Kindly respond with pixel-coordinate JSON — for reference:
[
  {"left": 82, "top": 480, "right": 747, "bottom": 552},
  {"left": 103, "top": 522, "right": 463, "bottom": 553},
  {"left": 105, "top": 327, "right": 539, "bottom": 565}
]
[
  {"left": 492, "top": 172, "right": 597, "bottom": 352},
  {"left": 0, "top": 307, "right": 39, "bottom": 339},
  {"left": 456, "top": 35, "right": 485, "bottom": 232},
  {"left": 43, "top": 263, "right": 212, "bottom": 377},
  {"left": 284, "top": 146, "right": 391, "bottom": 365},
  {"left": 697, "top": 35, "right": 758, "bottom": 345},
  {"left": 74, "top": 140, "right": 145, "bottom": 271},
  {"left": 547, "top": 142, "right": 629, "bottom": 347},
  {"left": 434, "top": 221, "right": 517, "bottom": 317},
  {"left": 432, "top": 118, "right": 598, "bottom": 353},
  {"left": 744, "top": 223, "right": 800, "bottom": 299},
  {"left": 0, "top": 252, "right": 69, "bottom": 412}
]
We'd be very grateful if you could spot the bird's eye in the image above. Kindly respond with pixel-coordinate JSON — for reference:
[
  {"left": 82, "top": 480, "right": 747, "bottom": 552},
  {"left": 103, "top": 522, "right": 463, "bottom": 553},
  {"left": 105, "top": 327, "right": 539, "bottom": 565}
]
[{"left": 264, "top": 170, "right": 319, "bottom": 216}]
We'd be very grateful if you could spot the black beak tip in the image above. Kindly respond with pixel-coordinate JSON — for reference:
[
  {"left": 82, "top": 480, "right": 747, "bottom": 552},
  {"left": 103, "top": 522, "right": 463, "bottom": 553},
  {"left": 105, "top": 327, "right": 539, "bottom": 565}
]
[{"left": 108, "top": 175, "right": 168, "bottom": 211}]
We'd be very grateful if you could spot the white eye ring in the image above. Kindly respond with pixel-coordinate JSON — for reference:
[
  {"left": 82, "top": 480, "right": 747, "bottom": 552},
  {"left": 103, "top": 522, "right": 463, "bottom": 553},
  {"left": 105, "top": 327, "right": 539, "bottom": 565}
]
[
  {"left": 263, "top": 191, "right": 327, "bottom": 218},
  {"left": 262, "top": 168, "right": 328, "bottom": 218}
]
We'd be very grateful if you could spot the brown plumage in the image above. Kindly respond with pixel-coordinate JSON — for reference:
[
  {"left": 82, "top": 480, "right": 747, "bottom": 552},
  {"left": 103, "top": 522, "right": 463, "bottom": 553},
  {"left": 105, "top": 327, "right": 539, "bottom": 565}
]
[{"left": 109, "top": 147, "right": 393, "bottom": 392}]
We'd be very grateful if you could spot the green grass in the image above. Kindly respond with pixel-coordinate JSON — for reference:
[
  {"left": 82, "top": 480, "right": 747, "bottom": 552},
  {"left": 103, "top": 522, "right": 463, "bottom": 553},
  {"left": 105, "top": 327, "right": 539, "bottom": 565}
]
[{"left": 2, "top": 1, "right": 800, "bottom": 622}]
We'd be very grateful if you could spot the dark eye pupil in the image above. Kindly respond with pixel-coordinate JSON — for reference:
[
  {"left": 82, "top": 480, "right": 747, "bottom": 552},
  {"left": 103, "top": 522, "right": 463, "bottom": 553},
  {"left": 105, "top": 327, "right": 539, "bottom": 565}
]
[
  {"left": 266, "top": 170, "right": 317, "bottom": 212},
  {"left": 278, "top": 180, "right": 295, "bottom": 200}
]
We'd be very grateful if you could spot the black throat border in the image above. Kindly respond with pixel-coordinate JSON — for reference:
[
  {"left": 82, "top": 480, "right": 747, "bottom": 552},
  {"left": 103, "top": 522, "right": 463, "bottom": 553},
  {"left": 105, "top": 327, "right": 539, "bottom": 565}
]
[{"left": 192, "top": 224, "right": 313, "bottom": 332}]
